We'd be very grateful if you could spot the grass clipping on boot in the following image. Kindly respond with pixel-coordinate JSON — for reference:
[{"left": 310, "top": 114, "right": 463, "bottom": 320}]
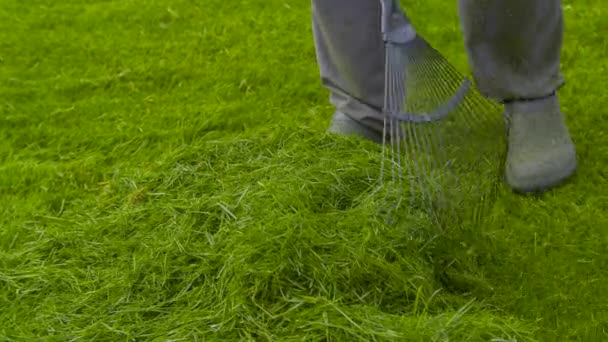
[{"left": 378, "top": 35, "right": 507, "bottom": 229}]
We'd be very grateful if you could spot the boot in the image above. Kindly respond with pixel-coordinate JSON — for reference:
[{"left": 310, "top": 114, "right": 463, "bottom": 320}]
[
  {"left": 504, "top": 95, "right": 577, "bottom": 193},
  {"left": 328, "top": 111, "right": 385, "bottom": 144}
]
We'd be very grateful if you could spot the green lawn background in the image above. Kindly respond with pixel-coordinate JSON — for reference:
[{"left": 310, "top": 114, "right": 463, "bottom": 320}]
[{"left": 0, "top": 0, "right": 607, "bottom": 340}]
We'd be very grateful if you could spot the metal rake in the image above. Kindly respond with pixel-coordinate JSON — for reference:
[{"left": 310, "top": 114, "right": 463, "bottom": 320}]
[{"left": 377, "top": 0, "right": 507, "bottom": 228}]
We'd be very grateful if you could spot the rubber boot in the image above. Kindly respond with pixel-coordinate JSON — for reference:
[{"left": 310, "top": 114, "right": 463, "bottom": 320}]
[
  {"left": 328, "top": 111, "right": 384, "bottom": 144},
  {"left": 504, "top": 95, "right": 577, "bottom": 193}
]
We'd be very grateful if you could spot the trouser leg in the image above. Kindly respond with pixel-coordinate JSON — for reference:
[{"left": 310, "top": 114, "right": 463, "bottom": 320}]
[
  {"left": 311, "top": 0, "right": 384, "bottom": 127},
  {"left": 311, "top": 0, "right": 414, "bottom": 129},
  {"left": 458, "top": 0, "right": 565, "bottom": 102}
]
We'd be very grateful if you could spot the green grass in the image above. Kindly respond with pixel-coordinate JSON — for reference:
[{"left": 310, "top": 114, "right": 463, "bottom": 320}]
[{"left": 0, "top": 0, "right": 607, "bottom": 340}]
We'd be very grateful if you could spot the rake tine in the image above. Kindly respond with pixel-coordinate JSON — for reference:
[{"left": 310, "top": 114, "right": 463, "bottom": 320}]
[
  {"left": 389, "top": 69, "right": 398, "bottom": 187},
  {"left": 399, "top": 123, "right": 415, "bottom": 208},
  {"left": 395, "top": 113, "right": 404, "bottom": 194},
  {"left": 379, "top": 39, "right": 392, "bottom": 189},
  {"left": 412, "top": 120, "right": 435, "bottom": 211},
  {"left": 394, "top": 63, "right": 409, "bottom": 191},
  {"left": 433, "top": 120, "right": 457, "bottom": 221},
  {"left": 379, "top": 113, "right": 388, "bottom": 187}
]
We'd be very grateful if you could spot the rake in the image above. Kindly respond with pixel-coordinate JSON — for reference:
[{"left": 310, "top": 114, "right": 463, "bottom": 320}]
[{"left": 376, "top": 0, "right": 507, "bottom": 228}]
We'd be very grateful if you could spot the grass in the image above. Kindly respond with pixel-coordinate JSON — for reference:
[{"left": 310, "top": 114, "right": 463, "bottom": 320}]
[{"left": 0, "top": 0, "right": 607, "bottom": 340}]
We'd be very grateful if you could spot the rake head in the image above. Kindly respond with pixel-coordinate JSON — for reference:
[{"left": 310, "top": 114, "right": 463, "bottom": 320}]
[{"left": 377, "top": 14, "right": 507, "bottom": 229}]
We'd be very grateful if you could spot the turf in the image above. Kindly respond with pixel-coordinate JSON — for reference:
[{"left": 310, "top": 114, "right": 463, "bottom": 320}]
[{"left": 0, "top": 0, "right": 606, "bottom": 340}]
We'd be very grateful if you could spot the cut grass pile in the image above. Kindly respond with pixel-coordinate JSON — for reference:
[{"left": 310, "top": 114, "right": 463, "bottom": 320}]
[{"left": 0, "top": 0, "right": 607, "bottom": 340}]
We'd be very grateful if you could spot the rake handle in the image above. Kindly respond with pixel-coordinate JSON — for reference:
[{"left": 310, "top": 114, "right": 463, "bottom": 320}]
[
  {"left": 379, "top": 0, "right": 394, "bottom": 38},
  {"left": 379, "top": 0, "right": 416, "bottom": 44}
]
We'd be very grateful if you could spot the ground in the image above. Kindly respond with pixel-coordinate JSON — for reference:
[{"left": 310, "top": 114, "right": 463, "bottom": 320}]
[{"left": 0, "top": 0, "right": 607, "bottom": 340}]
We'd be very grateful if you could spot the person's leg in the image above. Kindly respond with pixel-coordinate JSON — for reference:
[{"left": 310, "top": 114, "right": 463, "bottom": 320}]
[
  {"left": 458, "top": 0, "right": 577, "bottom": 193},
  {"left": 311, "top": 0, "right": 415, "bottom": 142},
  {"left": 458, "top": 0, "right": 564, "bottom": 101}
]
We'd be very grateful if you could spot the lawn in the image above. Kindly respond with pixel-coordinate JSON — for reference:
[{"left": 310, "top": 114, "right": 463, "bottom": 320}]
[{"left": 0, "top": 0, "right": 607, "bottom": 340}]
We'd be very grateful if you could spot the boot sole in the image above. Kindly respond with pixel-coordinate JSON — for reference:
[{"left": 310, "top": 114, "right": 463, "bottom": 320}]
[{"left": 506, "top": 156, "right": 578, "bottom": 194}]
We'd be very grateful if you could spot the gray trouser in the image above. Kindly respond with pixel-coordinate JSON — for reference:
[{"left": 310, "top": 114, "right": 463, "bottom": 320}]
[{"left": 312, "top": 0, "right": 565, "bottom": 124}]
